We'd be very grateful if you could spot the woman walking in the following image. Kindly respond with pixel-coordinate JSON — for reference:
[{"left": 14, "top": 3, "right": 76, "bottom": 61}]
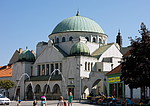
[{"left": 68, "top": 92, "right": 73, "bottom": 106}]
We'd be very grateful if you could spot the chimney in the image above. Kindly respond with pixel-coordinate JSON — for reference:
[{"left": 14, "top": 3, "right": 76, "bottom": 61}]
[
  {"left": 31, "top": 50, "right": 34, "bottom": 54},
  {"left": 19, "top": 48, "right": 22, "bottom": 54}
]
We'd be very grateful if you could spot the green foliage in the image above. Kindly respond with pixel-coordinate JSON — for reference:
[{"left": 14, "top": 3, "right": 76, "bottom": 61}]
[
  {"left": 120, "top": 23, "right": 150, "bottom": 89},
  {"left": 0, "top": 79, "right": 15, "bottom": 90}
]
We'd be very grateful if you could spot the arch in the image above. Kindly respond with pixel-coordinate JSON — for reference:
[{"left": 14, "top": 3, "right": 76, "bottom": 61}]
[
  {"left": 83, "top": 86, "right": 89, "bottom": 99},
  {"left": 35, "top": 84, "right": 41, "bottom": 93},
  {"left": 43, "top": 84, "right": 51, "bottom": 100},
  {"left": 69, "top": 36, "right": 73, "bottom": 41},
  {"left": 85, "top": 37, "right": 89, "bottom": 41},
  {"left": 26, "top": 84, "right": 34, "bottom": 100},
  {"left": 99, "top": 38, "right": 102, "bottom": 43},
  {"left": 43, "top": 84, "right": 51, "bottom": 94},
  {"left": 91, "top": 79, "right": 101, "bottom": 96},
  {"left": 93, "top": 37, "right": 96, "bottom": 42},
  {"left": 52, "top": 84, "right": 61, "bottom": 99},
  {"left": 52, "top": 84, "right": 61, "bottom": 94},
  {"left": 62, "top": 37, "right": 66, "bottom": 42},
  {"left": 34, "top": 84, "right": 41, "bottom": 100}
]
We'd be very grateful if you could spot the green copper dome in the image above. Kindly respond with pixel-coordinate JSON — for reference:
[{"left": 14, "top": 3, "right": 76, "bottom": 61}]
[
  {"left": 19, "top": 49, "right": 35, "bottom": 62},
  {"left": 70, "top": 42, "right": 90, "bottom": 56},
  {"left": 52, "top": 15, "right": 104, "bottom": 34}
]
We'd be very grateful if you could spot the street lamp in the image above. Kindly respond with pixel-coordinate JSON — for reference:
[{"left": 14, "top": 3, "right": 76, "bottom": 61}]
[{"left": 77, "top": 64, "right": 82, "bottom": 102}]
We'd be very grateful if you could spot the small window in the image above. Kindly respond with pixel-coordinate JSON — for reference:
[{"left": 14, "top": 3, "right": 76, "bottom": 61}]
[
  {"left": 85, "top": 62, "right": 87, "bottom": 70},
  {"left": 86, "top": 37, "right": 89, "bottom": 41},
  {"left": 62, "top": 37, "right": 66, "bottom": 42},
  {"left": 69, "top": 37, "right": 73, "bottom": 41},
  {"left": 37, "top": 65, "right": 41, "bottom": 76},
  {"left": 42, "top": 65, "right": 45, "bottom": 75},
  {"left": 56, "top": 38, "right": 59, "bottom": 43},
  {"left": 88, "top": 62, "right": 90, "bottom": 71},
  {"left": 55, "top": 63, "right": 58, "bottom": 69},
  {"left": 46, "top": 64, "right": 49, "bottom": 75},
  {"left": 99, "top": 38, "right": 102, "bottom": 43},
  {"left": 98, "top": 69, "right": 101, "bottom": 72},
  {"left": 51, "top": 64, "right": 54, "bottom": 73},
  {"left": 91, "top": 63, "right": 93, "bottom": 71},
  {"left": 93, "top": 38, "right": 96, "bottom": 42}
]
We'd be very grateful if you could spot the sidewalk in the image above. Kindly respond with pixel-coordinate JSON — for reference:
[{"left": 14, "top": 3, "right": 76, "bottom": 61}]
[{"left": 10, "top": 100, "right": 99, "bottom": 106}]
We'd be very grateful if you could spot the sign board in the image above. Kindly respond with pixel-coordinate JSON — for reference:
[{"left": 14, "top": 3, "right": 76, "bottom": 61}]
[{"left": 108, "top": 77, "right": 120, "bottom": 83}]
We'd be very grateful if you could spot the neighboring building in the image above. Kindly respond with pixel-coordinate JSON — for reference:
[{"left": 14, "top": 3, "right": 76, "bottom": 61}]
[
  {"left": 106, "top": 45, "right": 150, "bottom": 99},
  {"left": 3, "top": 12, "right": 123, "bottom": 100},
  {"left": 0, "top": 65, "right": 12, "bottom": 96}
]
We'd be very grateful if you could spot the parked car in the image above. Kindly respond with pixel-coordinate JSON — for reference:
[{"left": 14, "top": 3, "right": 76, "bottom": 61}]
[{"left": 0, "top": 95, "right": 10, "bottom": 105}]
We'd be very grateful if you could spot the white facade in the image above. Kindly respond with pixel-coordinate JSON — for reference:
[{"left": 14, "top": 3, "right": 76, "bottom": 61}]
[{"left": 8, "top": 14, "right": 123, "bottom": 100}]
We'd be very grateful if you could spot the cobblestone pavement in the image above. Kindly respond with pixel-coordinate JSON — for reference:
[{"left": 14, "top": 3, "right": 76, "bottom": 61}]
[{"left": 9, "top": 100, "right": 99, "bottom": 106}]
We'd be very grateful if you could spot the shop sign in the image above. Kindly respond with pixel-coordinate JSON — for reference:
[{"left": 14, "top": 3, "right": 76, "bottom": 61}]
[{"left": 108, "top": 77, "right": 120, "bottom": 83}]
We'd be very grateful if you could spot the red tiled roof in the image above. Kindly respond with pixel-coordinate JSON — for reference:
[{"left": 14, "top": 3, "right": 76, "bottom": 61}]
[
  {"left": 0, "top": 65, "right": 12, "bottom": 77},
  {"left": 106, "top": 64, "right": 122, "bottom": 75}
]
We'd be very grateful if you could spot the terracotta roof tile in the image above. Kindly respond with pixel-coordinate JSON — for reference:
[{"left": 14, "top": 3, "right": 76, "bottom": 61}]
[
  {"left": 106, "top": 64, "right": 122, "bottom": 75},
  {"left": 0, "top": 65, "right": 12, "bottom": 77}
]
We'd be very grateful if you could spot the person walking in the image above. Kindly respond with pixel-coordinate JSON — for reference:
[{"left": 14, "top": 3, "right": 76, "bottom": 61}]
[
  {"left": 68, "top": 92, "right": 73, "bottom": 106},
  {"left": 17, "top": 100, "right": 22, "bottom": 106},
  {"left": 57, "top": 96, "right": 65, "bottom": 106},
  {"left": 40, "top": 96, "right": 46, "bottom": 106},
  {"left": 33, "top": 99, "right": 38, "bottom": 106}
]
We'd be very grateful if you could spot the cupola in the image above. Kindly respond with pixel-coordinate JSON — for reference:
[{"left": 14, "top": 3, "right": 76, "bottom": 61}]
[
  {"left": 18, "top": 49, "right": 35, "bottom": 62},
  {"left": 70, "top": 42, "right": 90, "bottom": 56}
]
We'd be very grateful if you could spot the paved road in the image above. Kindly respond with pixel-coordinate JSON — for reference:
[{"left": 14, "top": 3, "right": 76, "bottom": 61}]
[{"left": 9, "top": 100, "right": 98, "bottom": 106}]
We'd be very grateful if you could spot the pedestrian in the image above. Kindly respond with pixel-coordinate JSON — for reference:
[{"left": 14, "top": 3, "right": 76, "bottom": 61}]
[
  {"left": 68, "top": 92, "right": 73, "bottom": 106},
  {"left": 17, "top": 100, "right": 22, "bottom": 106},
  {"left": 57, "top": 96, "right": 65, "bottom": 106},
  {"left": 40, "top": 96, "right": 46, "bottom": 106},
  {"left": 33, "top": 99, "right": 38, "bottom": 106}
]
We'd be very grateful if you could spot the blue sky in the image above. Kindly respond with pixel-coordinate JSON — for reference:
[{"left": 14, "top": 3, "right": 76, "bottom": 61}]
[{"left": 0, "top": 0, "right": 150, "bottom": 66}]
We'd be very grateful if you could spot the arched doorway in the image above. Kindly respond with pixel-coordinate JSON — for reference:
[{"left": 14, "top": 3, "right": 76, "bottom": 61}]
[
  {"left": 34, "top": 84, "right": 41, "bottom": 100},
  {"left": 52, "top": 84, "right": 61, "bottom": 99},
  {"left": 43, "top": 84, "right": 51, "bottom": 99},
  {"left": 26, "top": 84, "right": 34, "bottom": 100},
  {"left": 82, "top": 86, "right": 89, "bottom": 99},
  {"left": 91, "top": 79, "right": 101, "bottom": 96}
]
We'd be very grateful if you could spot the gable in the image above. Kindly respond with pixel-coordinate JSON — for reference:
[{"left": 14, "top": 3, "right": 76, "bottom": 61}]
[{"left": 35, "top": 45, "right": 65, "bottom": 63}]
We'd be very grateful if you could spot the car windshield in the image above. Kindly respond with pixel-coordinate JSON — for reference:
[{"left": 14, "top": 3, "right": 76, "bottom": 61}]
[{"left": 0, "top": 95, "right": 6, "bottom": 98}]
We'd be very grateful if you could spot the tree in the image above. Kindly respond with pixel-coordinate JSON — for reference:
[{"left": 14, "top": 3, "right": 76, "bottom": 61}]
[
  {"left": 120, "top": 23, "right": 150, "bottom": 99},
  {"left": 0, "top": 79, "right": 15, "bottom": 97}
]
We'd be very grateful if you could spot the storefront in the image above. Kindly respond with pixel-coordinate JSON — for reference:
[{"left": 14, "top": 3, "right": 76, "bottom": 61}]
[{"left": 107, "top": 65, "right": 125, "bottom": 98}]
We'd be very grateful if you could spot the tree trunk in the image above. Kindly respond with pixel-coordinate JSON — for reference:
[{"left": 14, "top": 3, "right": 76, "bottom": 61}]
[
  {"left": 130, "top": 88, "right": 133, "bottom": 99},
  {"left": 141, "top": 86, "right": 146, "bottom": 99}
]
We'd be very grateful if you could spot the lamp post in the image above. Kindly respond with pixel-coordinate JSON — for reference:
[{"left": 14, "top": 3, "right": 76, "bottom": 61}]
[{"left": 77, "top": 63, "right": 82, "bottom": 102}]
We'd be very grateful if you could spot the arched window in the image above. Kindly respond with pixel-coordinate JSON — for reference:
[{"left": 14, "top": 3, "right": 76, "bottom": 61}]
[
  {"left": 35, "top": 84, "right": 41, "bottom": 93},
  {"left": 69, "top": 36, "right": 73, "bottom": 41},
  {"left": 43, "top": 84, "right": 50, "bottom": 94},
  {"left": 56, "top": 38, "right": 59, "bottom": 43},
  {"left": 91, "top": 63, "right": 93, "bottom": 71},
  {"left": 86, "top": 37, "right": 89, "bottom": 41},
  {"left": 103, "top": 40, "right": 105, "bottom": 44},
  {"left": 88, "top": 62, "right": 90, "bottom": 71},
  {"left": 85, "top": 62, "right": 87, "bottom": 70},
  {"left": 99, "top": 38, "right": 102, "bottom": 43},
  {"left": 93, "top": 38, "right": 96, "bottom": 42},
  {"left": 62, "top": 37, "right": 66, "bottom": 42},
  {"left": 53, "top": 84, "right": 61, "bottom": 94}
]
